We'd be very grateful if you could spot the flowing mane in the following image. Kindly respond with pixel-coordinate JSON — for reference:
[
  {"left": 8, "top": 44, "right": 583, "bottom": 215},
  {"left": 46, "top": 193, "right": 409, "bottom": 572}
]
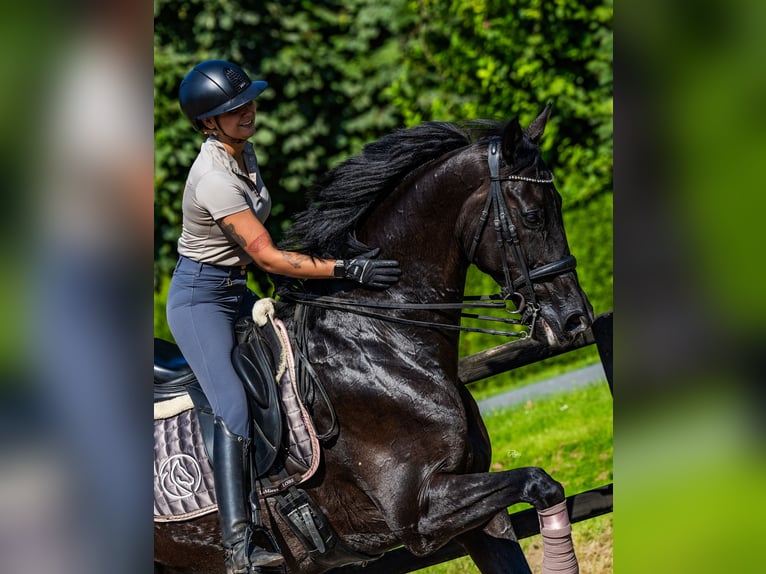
[{"left": 280, "top": 120, "right": 506, "bottom": 258}]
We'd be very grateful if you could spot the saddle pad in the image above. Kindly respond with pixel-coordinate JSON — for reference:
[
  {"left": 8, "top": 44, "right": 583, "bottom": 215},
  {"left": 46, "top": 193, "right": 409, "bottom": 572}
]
[
  {"left": 153, "top": 407, "right": 217, "bottom": 522},
  {"left": 249, "top": 316, "right": 322, "bottom": 498},
  {"left": 152, "top": 300, "right": 324, "bottom": 512},
  {"left": 273, "top": 317, "right": 320, "bottom": 475}
]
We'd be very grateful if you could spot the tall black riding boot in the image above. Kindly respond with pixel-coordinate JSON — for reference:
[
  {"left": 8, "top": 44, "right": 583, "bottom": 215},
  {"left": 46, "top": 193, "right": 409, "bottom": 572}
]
[{"left": 213, "top": 417, "right": 284, "bottom": 573}]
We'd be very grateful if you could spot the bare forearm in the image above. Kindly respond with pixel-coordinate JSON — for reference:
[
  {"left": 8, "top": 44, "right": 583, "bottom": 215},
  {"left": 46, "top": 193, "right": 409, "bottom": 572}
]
[
  {"left": 245, "top": 231, "right": 335, "bottom": 278},
  {"left": 219, "top": 213, "right": 336, "bottom": 278},
  {"left": 219, "top": 213, "right": 399, "bottom": 287},
  {"left": 267, "top": 249, "right": 335, "bottom": 278}
]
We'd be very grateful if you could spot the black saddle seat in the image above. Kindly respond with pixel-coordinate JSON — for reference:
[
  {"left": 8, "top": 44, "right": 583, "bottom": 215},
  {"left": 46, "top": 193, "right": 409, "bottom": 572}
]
[{"left": 154, "top": 338, "right": 196, "bottom": 401}]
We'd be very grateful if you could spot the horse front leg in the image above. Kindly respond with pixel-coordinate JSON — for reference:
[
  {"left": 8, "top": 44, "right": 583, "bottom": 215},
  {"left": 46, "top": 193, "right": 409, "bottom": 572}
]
[
  {"left": 404, "top": 467, "right": 578, "bottom": 574},
  {"left": 454, "top": 511, "right": 531, "bottom": 574}
]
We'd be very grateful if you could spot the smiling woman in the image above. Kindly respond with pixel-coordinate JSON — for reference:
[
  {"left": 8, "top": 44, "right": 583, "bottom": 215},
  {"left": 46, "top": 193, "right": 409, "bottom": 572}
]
[{"left": 202, "top": 99, "right": 258, "bottom": 159}]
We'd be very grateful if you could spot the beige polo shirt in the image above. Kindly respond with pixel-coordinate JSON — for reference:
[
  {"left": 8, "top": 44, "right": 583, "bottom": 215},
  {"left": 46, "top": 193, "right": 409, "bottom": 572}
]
[{"left": 177, "top": 136, "right": 272, "bottom": 266}]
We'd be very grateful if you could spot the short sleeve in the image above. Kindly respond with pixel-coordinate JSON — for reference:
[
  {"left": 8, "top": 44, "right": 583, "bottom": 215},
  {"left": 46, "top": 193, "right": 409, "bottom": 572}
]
[{"left": 195, "top": 171, "right": 250, "bottom": 220}]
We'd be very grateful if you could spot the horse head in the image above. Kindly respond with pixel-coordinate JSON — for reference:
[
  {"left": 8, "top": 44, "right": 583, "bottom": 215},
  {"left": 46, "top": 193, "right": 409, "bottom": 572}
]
[
  {"left": 458, "top": 106, "right": 594, "bottom": 346},
  {"left": 279, "top": 110, "right": 593, "bottom": 347}
]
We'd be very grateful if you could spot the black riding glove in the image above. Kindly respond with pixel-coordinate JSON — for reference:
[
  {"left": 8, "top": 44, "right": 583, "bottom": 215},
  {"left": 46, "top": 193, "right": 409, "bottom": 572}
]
[{"left": 333, "top": 248, "right": 401, "bottom": 289}]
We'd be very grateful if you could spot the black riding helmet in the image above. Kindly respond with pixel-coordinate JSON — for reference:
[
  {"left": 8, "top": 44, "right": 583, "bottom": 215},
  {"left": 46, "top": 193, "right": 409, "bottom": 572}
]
[{"left": 179, "top": 60, "right": 268, "bottom": 131}]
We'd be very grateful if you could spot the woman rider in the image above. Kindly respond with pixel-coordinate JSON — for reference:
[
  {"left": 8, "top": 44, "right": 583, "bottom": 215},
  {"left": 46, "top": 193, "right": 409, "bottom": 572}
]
[{"left": 167, "top": 60, "right": 400, "bottom": 573}]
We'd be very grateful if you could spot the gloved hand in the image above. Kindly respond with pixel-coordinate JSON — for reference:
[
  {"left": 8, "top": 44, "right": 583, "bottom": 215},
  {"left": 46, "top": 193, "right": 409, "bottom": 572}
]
[{"left": 334, "top": 248, "right": 401, "bottom": 289}]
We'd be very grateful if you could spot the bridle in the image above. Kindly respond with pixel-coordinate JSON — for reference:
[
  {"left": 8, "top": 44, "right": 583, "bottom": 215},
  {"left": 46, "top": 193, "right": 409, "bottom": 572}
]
[
  {"left": 282, "top": 137, "right": 577, "bottom": 339},
  {"left": 465, "top": 136, "right": 577, "bottom": 331}
]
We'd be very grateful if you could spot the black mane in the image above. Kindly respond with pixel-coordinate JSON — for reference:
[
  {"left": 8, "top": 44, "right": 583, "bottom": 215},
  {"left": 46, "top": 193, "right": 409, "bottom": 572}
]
[{"left": 280, "top": 120, "right": 505, "bottom": 258}]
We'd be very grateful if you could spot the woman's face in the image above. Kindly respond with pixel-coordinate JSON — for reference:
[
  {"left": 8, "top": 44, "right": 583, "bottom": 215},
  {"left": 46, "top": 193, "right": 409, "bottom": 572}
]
[{"left": 209, "top": 100, "right": 256, "bottom": 139}]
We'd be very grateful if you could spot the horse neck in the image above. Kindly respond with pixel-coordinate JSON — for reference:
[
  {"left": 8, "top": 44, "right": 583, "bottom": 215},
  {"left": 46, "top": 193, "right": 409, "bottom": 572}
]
[{"left": 360, "top": 146, "right": 484, "bottom": 304}]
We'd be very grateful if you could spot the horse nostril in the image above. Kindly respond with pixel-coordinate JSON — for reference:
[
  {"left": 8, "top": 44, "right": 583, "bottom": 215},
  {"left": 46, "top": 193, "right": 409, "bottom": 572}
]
[{"left": 564, "top": 313, "right": 588, "bottom": 336}]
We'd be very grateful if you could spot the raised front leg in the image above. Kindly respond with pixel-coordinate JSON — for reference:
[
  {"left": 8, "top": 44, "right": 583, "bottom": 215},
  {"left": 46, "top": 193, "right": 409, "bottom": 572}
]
[
  {"left": 413, "top": 466, "right": 562, "bottom": 552},
  {"left": 390, "top": 466, "right": 575, "bottom": 573}
]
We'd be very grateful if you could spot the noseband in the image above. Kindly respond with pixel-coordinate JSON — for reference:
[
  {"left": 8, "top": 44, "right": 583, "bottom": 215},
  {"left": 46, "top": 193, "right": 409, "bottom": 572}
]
[
  {"left": 283, "top": 137, "right": 577, "bottom": 338},
  {"left": 466, "top": 137, "right": 577, "bottom": 321}
]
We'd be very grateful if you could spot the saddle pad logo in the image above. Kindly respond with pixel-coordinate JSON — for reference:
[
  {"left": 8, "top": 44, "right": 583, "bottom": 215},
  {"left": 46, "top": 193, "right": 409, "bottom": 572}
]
[{"left": 158, "top": 454, "right": 203, "bottom": 500}]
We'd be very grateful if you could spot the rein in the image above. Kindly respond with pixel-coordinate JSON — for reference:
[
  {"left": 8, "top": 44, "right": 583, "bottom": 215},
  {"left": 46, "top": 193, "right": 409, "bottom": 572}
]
[
  {"left": 283, "top": 291, "right": 528, "bottom": 337},
  {"left": 283, "top": 137, "right": 577, "bottom": 339}
]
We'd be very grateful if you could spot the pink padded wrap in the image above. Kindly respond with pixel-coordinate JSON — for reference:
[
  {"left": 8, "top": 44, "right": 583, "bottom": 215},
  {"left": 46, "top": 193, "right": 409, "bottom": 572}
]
[{"left": 537, "top": 501, "right": 579, "bottom": 574}]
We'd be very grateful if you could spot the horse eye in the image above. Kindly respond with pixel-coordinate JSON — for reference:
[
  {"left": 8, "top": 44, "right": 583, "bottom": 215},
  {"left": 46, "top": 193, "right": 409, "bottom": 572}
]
[{"left": 523, "top": 210, "right": 543, "bottom": 226}]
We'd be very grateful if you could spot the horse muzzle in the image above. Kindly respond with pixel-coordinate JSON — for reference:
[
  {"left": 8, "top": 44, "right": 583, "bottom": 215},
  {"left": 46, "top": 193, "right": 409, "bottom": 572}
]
[{"left": 530, "top": 284, "right": 594, "bottom": 348}]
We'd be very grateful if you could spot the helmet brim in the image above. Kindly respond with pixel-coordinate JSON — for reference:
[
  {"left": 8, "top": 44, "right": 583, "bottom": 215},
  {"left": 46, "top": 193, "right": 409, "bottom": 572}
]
[{"left": 196, "top": 80, "right": 268, "bottom": 119}]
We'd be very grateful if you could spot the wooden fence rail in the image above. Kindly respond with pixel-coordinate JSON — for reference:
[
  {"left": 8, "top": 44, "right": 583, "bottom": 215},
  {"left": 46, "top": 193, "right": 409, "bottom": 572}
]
[
  {"left": 459, "top": 311, "right": 613, "bottom": 393},
  {"left": 328, "top": 311, "right": 614, "bottom": 573}
]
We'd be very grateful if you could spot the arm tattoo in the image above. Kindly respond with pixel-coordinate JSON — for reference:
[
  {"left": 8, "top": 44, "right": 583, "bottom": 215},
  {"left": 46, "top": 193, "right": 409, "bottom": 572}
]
[
  {"left": 281, "top": 250, "right": 307, "bottom": 269},
  {"left": 221, "top": 220, "right": 314, "bottom": 271},
  {"left": 220, "top": 221, "right": 248, "bottom": 248}
]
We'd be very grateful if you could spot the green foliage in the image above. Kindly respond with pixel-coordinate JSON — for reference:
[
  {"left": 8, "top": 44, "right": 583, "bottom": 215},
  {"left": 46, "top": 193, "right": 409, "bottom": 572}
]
[
  {"left": 563, "top": 190, "right": 613, "bottom": 315},
  {"left": 388, "top": 0, "right": 613, "bottom": 197},
  {"left": 154, "top": 47, "right": 201, "bottom": 288}
]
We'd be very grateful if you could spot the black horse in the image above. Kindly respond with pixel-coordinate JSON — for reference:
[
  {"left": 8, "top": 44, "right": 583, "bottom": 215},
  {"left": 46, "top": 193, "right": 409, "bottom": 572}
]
[{"left": 154, "top": 106, "right": 594, "bottom": 573}]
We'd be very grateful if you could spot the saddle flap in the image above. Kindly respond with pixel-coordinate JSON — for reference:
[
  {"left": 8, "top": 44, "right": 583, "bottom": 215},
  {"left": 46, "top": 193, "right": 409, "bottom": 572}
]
[
  {"left": 231, "top": 304, "right": 323, "bottom": 490},
  {"left": 232, "top": 316, "right": 283, "bottom": 476}
]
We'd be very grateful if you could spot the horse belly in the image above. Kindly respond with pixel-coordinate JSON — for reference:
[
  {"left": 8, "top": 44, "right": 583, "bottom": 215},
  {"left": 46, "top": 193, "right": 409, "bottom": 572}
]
[{"left": 154, "top": 514, "right": 223, "bottom": 573}]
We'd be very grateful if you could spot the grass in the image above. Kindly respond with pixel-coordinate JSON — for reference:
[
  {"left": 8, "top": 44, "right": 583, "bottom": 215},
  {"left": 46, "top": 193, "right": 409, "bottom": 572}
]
[{"left": 414, "top": 381, "right": 613, "bottom": 573}]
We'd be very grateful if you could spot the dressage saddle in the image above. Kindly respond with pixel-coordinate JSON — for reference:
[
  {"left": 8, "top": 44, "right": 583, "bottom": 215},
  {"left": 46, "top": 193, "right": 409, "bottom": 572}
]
[
  {"left": 152, "top": 318, "right": 286, "bottom": 478},
  {"left": 153, "top": 317, "right": 382, "bottom": 567}
]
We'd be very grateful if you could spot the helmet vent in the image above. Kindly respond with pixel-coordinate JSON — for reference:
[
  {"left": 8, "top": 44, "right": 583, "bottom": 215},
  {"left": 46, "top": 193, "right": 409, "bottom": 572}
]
[{"left": 225, "top": 67, "right": 249, "bottom": 92}]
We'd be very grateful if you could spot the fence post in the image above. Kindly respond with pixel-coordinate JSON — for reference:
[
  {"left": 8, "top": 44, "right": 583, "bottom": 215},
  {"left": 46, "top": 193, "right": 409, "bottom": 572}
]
[{"left": 590, "top": 312, "right": 613, "bottom": 396}]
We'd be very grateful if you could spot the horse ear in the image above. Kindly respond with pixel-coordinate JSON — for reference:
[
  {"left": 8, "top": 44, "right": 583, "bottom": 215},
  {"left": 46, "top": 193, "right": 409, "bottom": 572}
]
[
  {"left": 525, "top": 103, "right": 552, "bottom": 144},
  {"left": 501, "top": 117, "right": 524, "bottom": 163}
]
